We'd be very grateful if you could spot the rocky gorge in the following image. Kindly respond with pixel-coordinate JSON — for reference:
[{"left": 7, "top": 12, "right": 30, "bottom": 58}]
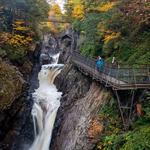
[
  {"left": 0, "top": 31, "right": 149, "bottom": 150},
  {"left": 0, "top": 31, "right": 113, "bottom": 150},
  {"left": 1, "top": 0, "right": 150, "bottom": 149},
  {"left": 0, "top": 42, "right": 41, "bottom": 150},
  {"left": 51, "top": 64, "right": 112, "bottom": 150},
  {"left": 50, "top": 34, "right": 113, "bottom": 150}
]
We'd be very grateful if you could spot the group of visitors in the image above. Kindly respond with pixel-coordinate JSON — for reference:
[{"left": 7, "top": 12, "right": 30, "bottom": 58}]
[
  {"left": 96, "top": 56, "right": 105, "bottom": 72},
  {"left": 96, "top": 56, "right": 119, "bottom": 72}
]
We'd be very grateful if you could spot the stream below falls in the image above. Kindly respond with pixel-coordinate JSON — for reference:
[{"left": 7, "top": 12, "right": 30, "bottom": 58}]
[
  {"left": 30, "top": 59, "right": 63, "bottom": 150},
  {"left": 28, "top": 35, "right": 63, "bottom": 150}
]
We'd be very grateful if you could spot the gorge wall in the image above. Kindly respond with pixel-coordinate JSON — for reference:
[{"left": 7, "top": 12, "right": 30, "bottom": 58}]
[
  {"left": 51, "top": 30, "right": 150, "bottom": 150},
  {"left": 0, "top": 43, "right": 41, "bottom": 150},
  {"left": 51, "top": 34, "right": 112, "bottom": 150}
]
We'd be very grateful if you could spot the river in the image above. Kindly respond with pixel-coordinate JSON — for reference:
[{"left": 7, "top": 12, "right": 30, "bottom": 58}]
[{"left": 29, "top": 35, "right": 63, "bottom": 150}]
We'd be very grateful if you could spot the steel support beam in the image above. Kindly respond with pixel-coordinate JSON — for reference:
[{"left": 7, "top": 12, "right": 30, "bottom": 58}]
[{"left": 114, "top": 90, "right": 136, "bottom": 130}]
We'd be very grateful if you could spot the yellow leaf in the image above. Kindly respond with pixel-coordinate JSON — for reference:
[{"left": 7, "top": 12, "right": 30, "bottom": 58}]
[
  {"left": 99, "top": 2, "right": 117, "bottom": 12},
  {"left": 72, "top": 4, "right": 84, "bottom": 20}
]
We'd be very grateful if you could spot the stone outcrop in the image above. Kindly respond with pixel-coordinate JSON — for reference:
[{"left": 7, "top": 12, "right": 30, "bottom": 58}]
[
  {"left": 51, "top": 63, "right": 111, "bottom": 150},
  {"left": 50, "top": 32, "right": 112, "bottom": 150},
  {"left": 0, "top": 60, "right": 28, "bottom": 149},
  {"left": 0, "top": 60, "right": 25, "bottom": 111},
  {"left": 0, "top": 42, "right": 41, "bottom": 149}
]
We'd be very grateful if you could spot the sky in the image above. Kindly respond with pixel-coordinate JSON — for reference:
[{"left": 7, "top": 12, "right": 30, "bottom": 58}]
[
  {"left": 47, "top": 0, "right": 65, "bottom": 12},
  {"left": 56, "top": 0, "right": 65, "bottom": 11}
]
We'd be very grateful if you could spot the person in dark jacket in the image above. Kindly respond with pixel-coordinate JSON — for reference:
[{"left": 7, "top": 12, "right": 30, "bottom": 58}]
[{"left": 96, "top": 56, "right": 105, "bottom": 72}]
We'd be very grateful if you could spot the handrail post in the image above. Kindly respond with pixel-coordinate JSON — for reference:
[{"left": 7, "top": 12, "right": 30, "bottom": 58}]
[
  {"left": 103, "top": 65, "right": 106, "bottom": 83},
  {"left": 133, "top": 68, "right": 136, "bottom": 87},
  {"left": 116, "top": 67, "right": 119, "bottom": 85},
  {"left": 86, "top": 56, "right": 88, "bottom": 66},
  {"left": 129, "top": 90, "right": 135, "bottom": 124},
  {"left": 147, "top": 66, "right": 150, "bottom": 84},
  {"left": 109, "top": 66, "right": 112, "bottom": 83}
]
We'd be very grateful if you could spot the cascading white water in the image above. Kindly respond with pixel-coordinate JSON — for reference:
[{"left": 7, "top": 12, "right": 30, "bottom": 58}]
[
  {"left": 29, "top": 53, "right": 63, "bottom": 150},
  {"left": 51, "top": 53, "right": 60, "bottom": 64}
]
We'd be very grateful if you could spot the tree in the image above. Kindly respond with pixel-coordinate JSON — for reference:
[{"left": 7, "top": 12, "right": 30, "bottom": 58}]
[
  {"left": 72, "top": 4, "right": 84, "bottom": 20},
  {"left": 0, "top": 0, "right": 50, "bottom": 63},
  {"left": 48, "top": 3, "right": 65, "bottom": 34}
]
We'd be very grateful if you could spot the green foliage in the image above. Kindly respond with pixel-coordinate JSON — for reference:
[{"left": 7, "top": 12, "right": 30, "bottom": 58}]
[
  {"left": 1, "top": 44, "right": 26, "bottom": 64},
  {"left": 0, "top": 0, "right": 49, "bottom": 63},
  {"left": 95, "top": 91, "right": 150, "bottom": 150},
  {"left": 98, "top": 126, "right": 150, "bottom": 150},
  {"left": 75, "top": 13, "right": 102, "bottom": 56},
  {"left": 0, "top": 0, "right": 49, "bottom": 38},
  {"left": 66, "top": 0, "right": 150, "bottom": 64},
  {"left": 7, "top": 46, "right": 26, "bottom": 63},
  {"left": 100, "top": 97, "right": 118, "bottom": 118},
  {"left": 99, "top": 97, "right": 121, "bottom": 133},
  {"left": 121, "top": 126, "right": 150, "bottom": 150},
  {"left": 73, "top": 20, "right": 82, "bottom": 31},
  {"left": 111, "top": 31, "right": 150, "bottom": 65},
  {"left": 0, "top": 61, "right": 24, "bottom": 110},
  {"left": 0, "top": 48, "right": 7, "bottom": 58}
]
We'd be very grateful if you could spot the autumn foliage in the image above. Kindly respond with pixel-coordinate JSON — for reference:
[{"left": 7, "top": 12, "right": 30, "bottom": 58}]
[
  {"left": 88, "top": 118, "right": 103, "bottom": 138},
  {"left": 47, "top": 3, "right": 68, "bottom": 34},
  {"left": 72, "top": 4, "right": 84, "bottom": 20}
]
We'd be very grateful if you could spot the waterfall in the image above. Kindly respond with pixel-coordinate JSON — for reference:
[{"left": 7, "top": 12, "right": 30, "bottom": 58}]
[{"left": 29, "top": 53, "right": 63, "bottom": 150}]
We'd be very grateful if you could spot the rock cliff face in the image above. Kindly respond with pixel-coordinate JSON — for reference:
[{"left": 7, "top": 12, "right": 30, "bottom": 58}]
[
  {"left": 0, "top": 59, "right": 29, "bottom": 149},
  {"left": 51, "top": 62, "right": 111, "bottom": 150},
  {"left": 0, "top": 43, "right": 41, "bottom": 149},
  {"left": 50, "top": 33, "right": 112, "bottom": 150},
  {"left": 0, "top": 60, "right": 25, "bottom": 111}
]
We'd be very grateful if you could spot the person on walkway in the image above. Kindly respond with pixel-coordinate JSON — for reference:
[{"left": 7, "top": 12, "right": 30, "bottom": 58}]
[
  {"left": 112, "top": 57, "right": 120, "bottom": 69},
  {"left": 96, "top": 56, "right": 105, "bottom": 72}
]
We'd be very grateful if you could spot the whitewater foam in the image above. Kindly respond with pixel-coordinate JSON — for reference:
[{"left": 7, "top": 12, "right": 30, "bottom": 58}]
[{"left": 29, "top": 53, "right": 63, "bottom": 150}]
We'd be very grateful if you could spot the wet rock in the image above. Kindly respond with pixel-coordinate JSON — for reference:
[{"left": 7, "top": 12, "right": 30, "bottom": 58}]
[
  {"left": 20, "top": 59, "right": 33, "bottom": 76},
  {"left": 51, "top": 64, "right": 111, "bottom": 150},
  {"left": 0, "top": 48, "right": 7, "bottom": 58},
  {"left": 40, "top": 53, "right": 53, "bottom": 65},
  {"left": 51, "top": 31, "right": 111, "bottom": 150},
  {"left": 59, "top": 38, "right": 72, "bottom": 64},
  {"left": 0, "top": 60, "right": 25, "bottom": 111},
  {"left": 0, "top": 60, "right": 31, "bottom": 149},
  {"left": 0, "top": 42, "right": 41, "bottom": 149}
]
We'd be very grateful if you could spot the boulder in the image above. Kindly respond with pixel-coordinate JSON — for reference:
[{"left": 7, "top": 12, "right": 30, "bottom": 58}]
[{"left": 0, "top": 60, "right": 25, "bottom": 111}]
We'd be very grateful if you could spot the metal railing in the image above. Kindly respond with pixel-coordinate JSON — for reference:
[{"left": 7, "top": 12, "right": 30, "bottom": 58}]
[{"left": 71, "top": 52, "right": 150, "bottom": 89}]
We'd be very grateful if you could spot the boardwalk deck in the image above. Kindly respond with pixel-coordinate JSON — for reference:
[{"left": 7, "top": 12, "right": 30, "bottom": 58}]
[
  {"left": 71, "top": 52, "right": 150, "bottom": 128},
  {"left": 72, "top": 52, "right": 150, "bottom": 90}
]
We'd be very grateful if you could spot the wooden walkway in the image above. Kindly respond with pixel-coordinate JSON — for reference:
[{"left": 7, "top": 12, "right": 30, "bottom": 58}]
[
  {"left": 71, "top": 52, "right": 150, "bottom": 129},
  {"left": 71, "top": 52, "right": 150, "bottom": 90}
]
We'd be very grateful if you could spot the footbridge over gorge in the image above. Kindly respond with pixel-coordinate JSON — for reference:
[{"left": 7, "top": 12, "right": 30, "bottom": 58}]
[
  {"left": 71, "top": 52, "right": 150, "bottom": 90},
  {"left": 70, "top": 51, "right": 150, "bottom": 129}
]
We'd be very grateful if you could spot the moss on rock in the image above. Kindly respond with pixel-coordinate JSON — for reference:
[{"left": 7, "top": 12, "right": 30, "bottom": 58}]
[{"left": 0, "top": 60, "right": 25, "bottom": 111}]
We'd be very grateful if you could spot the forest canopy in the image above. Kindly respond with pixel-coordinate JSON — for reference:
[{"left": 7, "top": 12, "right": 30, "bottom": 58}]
[
  {"left": 0, "top": 0, "right": 49, "bottom": 63},
  {"left": 64, "top": 0, "right": 150, "bottom": 65}
]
